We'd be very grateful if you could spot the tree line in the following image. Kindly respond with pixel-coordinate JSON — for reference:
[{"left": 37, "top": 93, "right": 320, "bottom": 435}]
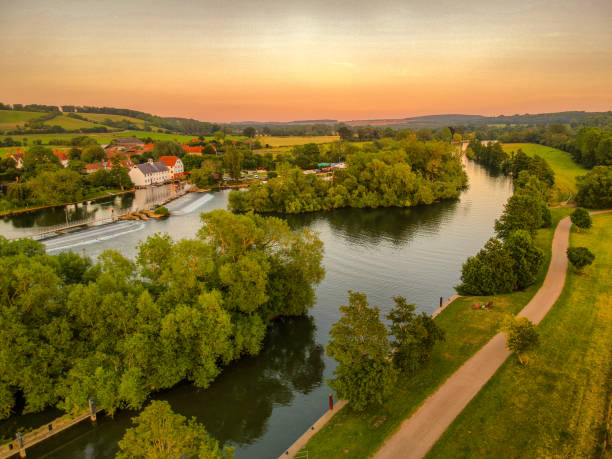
[
  {"left": 456, "top": 151, "right": 555, "bottom": 295},
  {"left": 0, "top": 209, "right": 324, "bottom": 420},
  {"left": 228, "top": 139, "right": 468, "bottom": 214}
]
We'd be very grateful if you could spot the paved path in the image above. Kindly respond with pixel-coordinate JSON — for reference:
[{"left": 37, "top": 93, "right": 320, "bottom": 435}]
[{"left": 375, "top": 214, "right": 589, "bottom": 459}]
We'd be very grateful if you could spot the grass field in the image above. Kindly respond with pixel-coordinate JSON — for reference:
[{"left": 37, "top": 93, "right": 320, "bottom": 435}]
[
  {"left": 428, "top": 212, "right": 612, "bottom": 458},
  {"left": 502, "top": 143, "right": 587, "bottom": 198},
  {"left": 79, "top": 113, "right": 146, "bottom": 128},
  {"left": 259, "top": 135, "right": 339, "bottom": 147},
  {"left": 0, "top": 110, "right": 43, "bottom": 130},
  {"left": 42, "top": 114, "right": 99, "bottom": 130},
  {"left": 303, "top": 208, "right": 573, "bottom": 458}
]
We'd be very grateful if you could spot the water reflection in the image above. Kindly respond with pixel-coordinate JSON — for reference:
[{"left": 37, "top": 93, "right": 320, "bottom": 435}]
[
  {"left": 160, "top": 315, "right": 324, "bottom": 448},
  {"left": 285, "top": 199, "right": 459, "bottom": 246}
]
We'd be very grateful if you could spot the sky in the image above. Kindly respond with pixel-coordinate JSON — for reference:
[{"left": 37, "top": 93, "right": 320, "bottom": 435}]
[{"left": 1, "top": 0, "right": 611, "bottom": 122}]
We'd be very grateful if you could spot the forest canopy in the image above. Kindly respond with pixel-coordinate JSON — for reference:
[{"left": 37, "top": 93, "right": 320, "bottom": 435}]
[
  {"left": 0, "top": 210, "right": 324, "bottom": 419},
  {"left": 229, "top": 139, "right": 467, "bottom": 214}
]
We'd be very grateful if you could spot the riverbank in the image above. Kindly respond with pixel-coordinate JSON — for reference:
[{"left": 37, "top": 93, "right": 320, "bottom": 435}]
[
  {"left": 302, "top": 208, "right": 573, "bottom": 458},
  {"left": 0, "top": 188, "right": 135, "bottom": 217},
  {"left": 428, "top": 212, "right": 612, "bottom": 458}
]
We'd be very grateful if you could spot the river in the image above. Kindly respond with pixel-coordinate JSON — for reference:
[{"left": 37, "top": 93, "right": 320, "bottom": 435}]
[{"left": 0, "top": 159, "right": 512, "bottom": 458}]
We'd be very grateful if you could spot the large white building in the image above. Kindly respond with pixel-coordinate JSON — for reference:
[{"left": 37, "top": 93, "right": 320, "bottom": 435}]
[
  {"left": 129, "top": 159, "right": 171, "bottom": 187},
  {"left": 158, "top": 156, "right": 184, "bottom": 178}
]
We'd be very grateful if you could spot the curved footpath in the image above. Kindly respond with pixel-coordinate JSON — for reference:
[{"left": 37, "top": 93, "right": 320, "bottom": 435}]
[{"left": 375, "top": 211, "right": 609, "bottom": 459}]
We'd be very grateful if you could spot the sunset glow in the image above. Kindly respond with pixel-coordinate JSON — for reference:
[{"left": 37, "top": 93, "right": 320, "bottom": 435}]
[{"left": 1, "top": 0, "right": 611, "bottom": 121}]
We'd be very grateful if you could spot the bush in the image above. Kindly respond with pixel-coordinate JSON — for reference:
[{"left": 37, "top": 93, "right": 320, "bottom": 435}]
[
  {"left": 505, "top": 317, "right": 539, "bottom": 364},
  {"left": 566, "top": 247, "right": 595, "bottom": 271},
  {"left": 570, "top": 208, "right": 592, "bottom": 231},
  {"left": 154, "top": 206, "right": 169, "bottom": 216}
]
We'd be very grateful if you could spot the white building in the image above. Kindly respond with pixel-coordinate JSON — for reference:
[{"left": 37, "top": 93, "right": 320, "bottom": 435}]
[
  {"left": 158, "top": 156, "right": 184, "bottom": 178},
  {"left": 129, "top": 159, "right": 171, "bottom": 187}
]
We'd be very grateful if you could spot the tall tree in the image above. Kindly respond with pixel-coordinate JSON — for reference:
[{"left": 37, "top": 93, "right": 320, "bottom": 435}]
[{"left": 327, "top": 292, "right": 396, "bottom": 411}]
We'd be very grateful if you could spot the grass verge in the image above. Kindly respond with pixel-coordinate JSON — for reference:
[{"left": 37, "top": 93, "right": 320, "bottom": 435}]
[
  {"left": 427, "top": 212, "right": 612, "bottom": 458},
  {"left": 303, "top": 208, "right": 572, "bottom": 458}
]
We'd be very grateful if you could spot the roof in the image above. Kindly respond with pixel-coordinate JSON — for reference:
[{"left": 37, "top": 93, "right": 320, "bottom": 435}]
[
  {"left": 53, "top": 150, "right": 69, "bottom": 161},
  {"left": 158, "top": 155, "right": 180, "bottom": 167},
  {"left": 134, "top": 161, "right": 169, "bottom": 175},
  {"left": 86, "top": 162, "right": 107, "bottom": 171},
  {"left": 143, "top": 143, "right": 154, "bottom": 151},
  {"left": 182, "top": 144, "right": 202, "bottom": 154}
]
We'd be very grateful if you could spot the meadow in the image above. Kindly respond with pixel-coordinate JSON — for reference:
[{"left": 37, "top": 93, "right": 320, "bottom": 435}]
[
  {"left": 304, "top": 208, "right": 573, "bottom": 458},
  {"left": 502, "top": 143, "right": 587, "bottom": 198},
  {"left": 259, "top": 135, "right": 339, "bottom": 146},
  {"left": 428, "top": 213, "right": 612, "bottom": 458},
  {"left": 79, "top": 113, "right": 146, "bottom": 128},
  {"left": 42, "top": 114, "right": 99, "bottom": 130},
  {"left": 0, "top": 110, "right": 42, "bottom": 130}
]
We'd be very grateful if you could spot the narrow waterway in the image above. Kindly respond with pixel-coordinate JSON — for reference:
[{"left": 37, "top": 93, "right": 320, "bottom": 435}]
[{"left": 0, "top": 160, "right": 513, "bottom": 458}]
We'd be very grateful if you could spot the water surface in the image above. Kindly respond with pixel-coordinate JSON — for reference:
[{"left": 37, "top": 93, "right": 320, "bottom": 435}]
[{"left": 2, "top": 160, "right": 512, "bottom": 458}]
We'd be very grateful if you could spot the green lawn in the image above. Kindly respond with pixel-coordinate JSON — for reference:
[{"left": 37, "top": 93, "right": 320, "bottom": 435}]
[
  {"left": 428, "top": 212, "right": 612, "bottom": 458},
  {"left": 502, "top": 143, "right": 587, "bottom": 198},
  {"left": 42, "top": 114, "right": 99, "bottom": 130},
  {"left": 303, "top": 209, "right": 573, "bottom": 458},
  {"left": 0, "top": 110, "right": 44, "bottom": 130},
  {"left": 79, "top": 113, "right": 146, "bottom": 128},
  {"left": 259, "top": 135, "right": 339, "bottom": 147}
]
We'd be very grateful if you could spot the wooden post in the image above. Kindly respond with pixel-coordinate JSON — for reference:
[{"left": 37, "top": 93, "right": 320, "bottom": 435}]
[
  {"left": 329, "top": 394, "right": 333, "bottom": 411},
  {"left": 16, "top": 432, "right": 25, "bottom": 457},
  {"left": 88, "top": 398, "right": 97, "bottom": 422},
  {"left": 440, "top": 296, "right": 443, "bottom": 308}
]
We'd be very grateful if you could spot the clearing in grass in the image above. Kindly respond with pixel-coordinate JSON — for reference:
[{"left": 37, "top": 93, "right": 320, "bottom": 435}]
[{"left": 428, "top": 212, "right": 612, "bottom": 458}]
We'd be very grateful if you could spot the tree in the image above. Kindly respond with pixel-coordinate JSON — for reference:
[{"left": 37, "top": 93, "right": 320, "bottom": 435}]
[
  {"left": 242, "top": 127, "right": 256, "bottom": 138},
  {"left": 223, "top": 146, "right": 243, "bottom": 180},
  {"left": 566, "top": 247, "right": 595, "bottom": 272},
  {"left": 570, "top": 208, "right": 592, "bottom": 231},
  {"left": 326, "top": 292, "right": 396, "bottom": 411},
  {"left": 153, "top": 141, "right": 184, "bottom": 159},
  {"left": 456, "top": 238, "right": 517, "bottom": 295},
  {"left": 495, "top": 193, "right": 548, "bottom": 239},
  {"left": 23, "top": 145, "right": 60, "bottom": 172},
  {"left": 505, "top": 317, "right": 539, "bottom": 364},
  {"left": 575, "top": 166, "right": 612, "bottom": 209},
  {"left": 81, "top": 144, "right": 106, "bottom": 164},
  {"left": 504, "top": 230, "right": 544, "bottom": 289},
  {"left": 116, "top": 400, "right": 233, "bottom": 459},
  {"left": 337, "top": 126, "right": 353, "bottom": 141},
  {"left": 387, "top": 297, "right": 445, "bottom": 374}
]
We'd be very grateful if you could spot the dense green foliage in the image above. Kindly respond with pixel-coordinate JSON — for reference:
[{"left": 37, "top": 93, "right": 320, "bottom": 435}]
[
  {"left": 573, "top": 127, "right": 612, "bottom": 168},
  {"left": 154, "top": 206, "right": 169, "bottom": 216},
  {"left": 566, "top": 247, "right": 595, "bottom": 271},
  {"left": 575, "top": 166, "right": 612, "bottom": 208},
  {"left": 0, "top": 210, "right": 323, "bottom": 419},
  {"left": 457, "top": 164, "right": 550, "bottom": 295},
  {"left": 327, "top": 292, "right": 396, "bottom": 412},
  {"left": 0, "top": 145, "right": 134, "bottom": 211},
  {"left": 494, "top": 193, "right": 551, "bottom": 239},
  {"left": 505, "top": 317, "right": 539, "bottom": 365},
  {"left": 116, "top": 400, "right": 233, "bottom": 459},
  {"left": 387, "top": 297, "right": 445, "bottom": 374},
  {"left": 570, "top": 208, "right": 592, "bottom": 230},
  {"left": 229, "top": 139, "right": 467, "bottom": 214}
]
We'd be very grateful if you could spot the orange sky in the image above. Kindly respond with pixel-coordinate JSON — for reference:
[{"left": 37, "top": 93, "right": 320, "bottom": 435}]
[{"left": 1, "top": 0, "right": 611, "bottom": 122}]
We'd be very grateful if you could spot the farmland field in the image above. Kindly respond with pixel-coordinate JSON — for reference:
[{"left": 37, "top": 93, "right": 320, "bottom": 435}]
[
  {"left": 0, "top": 110, "right": 43, "bottom": 130},
  {"left": 42, "top": 114, "right": 99, "bottom": 130},
  {"left": 501, "top": 143, "right": 587, "bottom": 197},
  {"left": 79, "top": 113, "right": 146, "bottom": 128},
  {"left": 259, "top": 135, "right": 339, "bottom": 146}
]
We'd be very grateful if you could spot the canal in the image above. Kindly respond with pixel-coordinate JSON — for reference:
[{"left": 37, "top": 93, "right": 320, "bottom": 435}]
[{"left": 0, "top": 159, "right": 512, "bottom": 458}]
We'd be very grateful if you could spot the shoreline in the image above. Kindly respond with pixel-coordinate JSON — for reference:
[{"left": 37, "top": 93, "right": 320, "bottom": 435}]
[{"left": 279, "top": 294, "right": 463, "bottom": 458}]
